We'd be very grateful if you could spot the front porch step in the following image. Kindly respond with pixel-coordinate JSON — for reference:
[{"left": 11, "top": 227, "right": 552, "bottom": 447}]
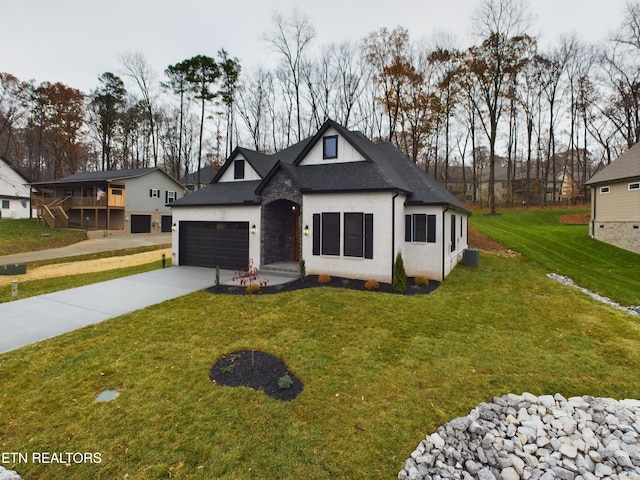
[{"left": 260, "top": 261, "right": 300, "bottom": 275}]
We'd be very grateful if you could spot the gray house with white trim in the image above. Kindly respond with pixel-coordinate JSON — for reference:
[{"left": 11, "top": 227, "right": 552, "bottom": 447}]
[
  {"left": 170, "top": 119, "right": 470, "bottom": 282},
  {"left": 30, "top": 167, "right": 185, "bottom": 234}
]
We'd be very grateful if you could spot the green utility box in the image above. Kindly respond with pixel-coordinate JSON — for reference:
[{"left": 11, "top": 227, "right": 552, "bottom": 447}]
[{"left": 0, "top": 264, "right": 27, "bottom": 275}]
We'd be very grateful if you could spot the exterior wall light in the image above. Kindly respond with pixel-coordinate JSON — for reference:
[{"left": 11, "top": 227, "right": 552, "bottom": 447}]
[
  {"left": 171, "top": 223, "right": 177, "bottom": 232},
  {"left": 304, "top": 225, "right": 310, "bottom": 236},
  {"left": 251, "top": 224, "right": 257, "bottom": 234}
]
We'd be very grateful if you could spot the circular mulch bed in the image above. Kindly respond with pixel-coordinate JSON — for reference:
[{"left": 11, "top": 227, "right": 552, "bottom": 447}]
[
  {"left": 207, "top": 275, "right": 440, "bottom": 296},
  {"left": 210, "top": 350, "right": 304, "bottom": 401}
]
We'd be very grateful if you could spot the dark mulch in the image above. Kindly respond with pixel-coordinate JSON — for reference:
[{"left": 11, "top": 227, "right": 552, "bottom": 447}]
[
  {"left": 210, "top": 350, "right": 303, "bottom": 401},
  {"left": 207, "top": 275, "right": 440, "bottom": 296}
]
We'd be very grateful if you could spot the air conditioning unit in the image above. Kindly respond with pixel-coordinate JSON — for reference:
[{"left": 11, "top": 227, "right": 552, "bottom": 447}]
[{"left": 463, "top": 248, "right": 480, "bottom": 267}]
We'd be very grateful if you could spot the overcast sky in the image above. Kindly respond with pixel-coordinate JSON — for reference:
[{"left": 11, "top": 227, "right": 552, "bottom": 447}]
[{"left": 2, "top": 0, "right": 628, "bottom": 94}]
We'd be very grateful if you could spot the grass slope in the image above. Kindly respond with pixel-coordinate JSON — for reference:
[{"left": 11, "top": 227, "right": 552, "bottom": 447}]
[
  {"left": 2, "top": 254, "right": 640, "bottom": 479},
  {"left": 470, "top": 208, "right": 640, "bottom": 306},
  {"left": 0, "top": 219, "right": 86, "bottom": 256}
]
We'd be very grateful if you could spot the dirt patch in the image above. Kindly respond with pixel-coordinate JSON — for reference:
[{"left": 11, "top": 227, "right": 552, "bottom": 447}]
[
  {"left": 559, "top": 212, "right": 590, "bottom": 225},
  {"left": 0, "top": 248, "right": 171, "bottom": 286},
  {"left": 468, "top": 227, "right": 520, "bottom": 258}
]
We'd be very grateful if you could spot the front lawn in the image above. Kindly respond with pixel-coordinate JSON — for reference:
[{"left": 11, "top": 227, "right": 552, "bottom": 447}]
[
  {"left": 2, "top": 254, "right": 640, "bottom": 479},
  {"left": 0, "top": 219, "right": 87, "bottom": 256},
  {"left": 470, "top": 208, "right": 640, "bottom": 306}
]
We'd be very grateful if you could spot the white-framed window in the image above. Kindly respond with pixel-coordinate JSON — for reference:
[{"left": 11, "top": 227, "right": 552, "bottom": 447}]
[
  {"left": 1, "top": 200, "right": 9, "bottom": 209},
  {"left": 600, "top": 186, "right": 610, "bottom": 194},
  {"left": 165, "top": 191, "right": 177, "bottom": 203},
  {"left": 149, "top": 188, "right": 160, "bottom": 198},
  {"left": 629, "top": 182, "right": 640, "bottom": 191}
]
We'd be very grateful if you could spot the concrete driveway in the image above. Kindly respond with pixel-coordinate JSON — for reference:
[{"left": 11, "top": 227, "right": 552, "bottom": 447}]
[
  {"left": 0, "top": 266, "right": 299, "bottom": 355},
  {"left": 0, "top": 266, "right": 216, "bottom": 354}
]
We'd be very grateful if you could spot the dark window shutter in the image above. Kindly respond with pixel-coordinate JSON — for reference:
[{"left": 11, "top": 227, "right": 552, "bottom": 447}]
[
  {"left": 427, "top": 215, "right": 436, "bottom": 243},
  {"left": 321, "top": 212, "right": 340, "bottom": 256},
  {"left": 405, "top": 215, "right": 412, "bottom": 242},
  {"left": 149, "top": 189, "right": 153, "bottom": 197},
  {"left": 312, "top": 214, "right": 321, "bottom": 256},
  {"left": 364, "top": 214, "right": 374, "bottom": 259},
  {"left": 451, "top": 215, "right": 457, "bottom": 251}
]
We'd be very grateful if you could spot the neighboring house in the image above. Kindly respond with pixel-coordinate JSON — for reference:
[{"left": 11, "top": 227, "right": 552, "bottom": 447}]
[
  {"left": 30, "top": 167, "right": 186, "bottom": 234},
  {"left": 556, "top": 171, "right": 582, "bottom": 202},
  {"left": 585, "top": 143, "right": 640, "bottom": 254},
  {"left": 181, "top": 164, "right": 219, "bottom": 192},
  {"left": 0, "top": 156, "right": 32, "bottom": 219},
  {"left": 170, "top": 119, "right": 470, "bottom": 282}
]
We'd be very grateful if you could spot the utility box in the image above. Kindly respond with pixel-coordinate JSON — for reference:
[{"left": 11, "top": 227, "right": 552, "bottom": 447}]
[
  {"left": 0, "top": 264, "right": 27, "bottom": 275},
  {"left": 463, "top": 248, "right": 480, "bottom": 267}
]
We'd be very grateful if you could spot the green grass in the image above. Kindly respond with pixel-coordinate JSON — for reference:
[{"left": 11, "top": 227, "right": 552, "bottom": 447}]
[
  {"left": 470, "top": 208, "right": 640, "bottom": 306},
  {"left": 0, "top": 219, "right": 87, "bottom": 255},
  {"left": 2, "top": 254, "right": 640, "bottom": 479}
]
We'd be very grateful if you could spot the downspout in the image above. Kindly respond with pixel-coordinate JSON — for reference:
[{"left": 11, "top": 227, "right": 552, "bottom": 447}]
[
  {"left": 591, "top": 186, "right": 596, "bottom": 237},
  {"left": 391, "top": 190, "right": 399, "bottom": 280},
  {"left": 442, "top": 205, "right": 450, "bottom": 281}
]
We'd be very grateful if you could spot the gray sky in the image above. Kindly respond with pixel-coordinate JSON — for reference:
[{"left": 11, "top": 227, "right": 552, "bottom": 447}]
[{"left": 2, "top": 0, "right": 627, "bottom": 93}]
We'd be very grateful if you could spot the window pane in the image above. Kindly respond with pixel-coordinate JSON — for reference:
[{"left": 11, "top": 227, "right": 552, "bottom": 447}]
[
  {"left": 234, "top": 160, "right": 245, "bottom": 179},
  {"left": 413, "top": 214, "right": 427, "bottom": 242},
  {"left": 344, "top": 213, "right": 364, "bottom": 257},
  {"left": 322, "top": 212, "right": 340, "bottom": 255},
  {"left": 323, "top": 136, "right": 338, "bottom": 159}
]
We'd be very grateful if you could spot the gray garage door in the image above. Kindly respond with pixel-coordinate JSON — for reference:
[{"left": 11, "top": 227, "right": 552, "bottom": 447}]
[
  {"left": 131, "top": 214, "right": 151, "bottom": 233},
  {"left": 179, "top": 221, "right": 249, "bottom": 270}
]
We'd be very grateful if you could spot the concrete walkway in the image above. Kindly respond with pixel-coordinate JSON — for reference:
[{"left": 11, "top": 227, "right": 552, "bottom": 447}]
[
  {"left": 0, "top": 233, "right": 172, "bottom": 265},
  {"left": 0, "top": 266, "right": 298, "bottom": 354}
]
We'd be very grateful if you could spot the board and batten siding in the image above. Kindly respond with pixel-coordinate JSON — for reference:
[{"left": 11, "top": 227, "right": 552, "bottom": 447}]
[
  {"left": 217, "top": 154, "right": 262, "bottom": 182},
  {"left": 298, "top": 127, "right": 367, "bottom": 166}
]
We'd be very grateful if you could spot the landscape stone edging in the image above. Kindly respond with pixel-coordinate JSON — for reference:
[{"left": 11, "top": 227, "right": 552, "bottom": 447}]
[
  {"left": 0, "top": 466, "right": 22, "bottom": 480},
  {"left": 546, "top": 273, "right": 640, "bottom": 317},
  {"left": 399, "top": 393, "right": 640, "bottom": 480}
]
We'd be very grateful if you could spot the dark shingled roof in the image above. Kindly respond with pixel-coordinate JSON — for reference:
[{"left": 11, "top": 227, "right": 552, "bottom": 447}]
[
  {"left": 172, "top": 119, "right": 468, "bottom": 212},
  {"left": 30, "top": 167, "right": 165, "bottom": 186},
  {"left": 171, "top": 180, "right": 261, "bottom": 206},
  {"left": 586, "top": 142, "right": 640, "bottom": 185}
]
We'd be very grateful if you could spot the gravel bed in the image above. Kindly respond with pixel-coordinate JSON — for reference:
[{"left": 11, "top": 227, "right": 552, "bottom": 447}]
[
  {"left": 399, "top": 393, "right": 640, "bottom": 480},
  {"left": 546, "top": 274, "right": 640, "bottom": 317}
]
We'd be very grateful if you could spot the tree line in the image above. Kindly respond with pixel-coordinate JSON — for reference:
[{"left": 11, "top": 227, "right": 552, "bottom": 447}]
[{"left": 2, "top": 0, "right": 640, "bottom": 211}]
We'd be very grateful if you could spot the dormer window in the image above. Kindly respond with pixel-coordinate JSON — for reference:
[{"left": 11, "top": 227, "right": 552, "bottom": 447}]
[
  {"left": 234, "top": 159, "right": 245, "bottom": 179},
  {"left": 323, "top": 136, "right": 338, "bottom": 159}
]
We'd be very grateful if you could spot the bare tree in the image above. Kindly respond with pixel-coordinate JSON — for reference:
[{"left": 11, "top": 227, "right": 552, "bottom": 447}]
[
  {"left": 263, "top": 9, "right": 316, "bottom": 143},
  {"left": 464, "top": 0, "right": 535, "bottom": 214},
  {"left": 120, "top": 52, "right": 158, "bottom": 166}
]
